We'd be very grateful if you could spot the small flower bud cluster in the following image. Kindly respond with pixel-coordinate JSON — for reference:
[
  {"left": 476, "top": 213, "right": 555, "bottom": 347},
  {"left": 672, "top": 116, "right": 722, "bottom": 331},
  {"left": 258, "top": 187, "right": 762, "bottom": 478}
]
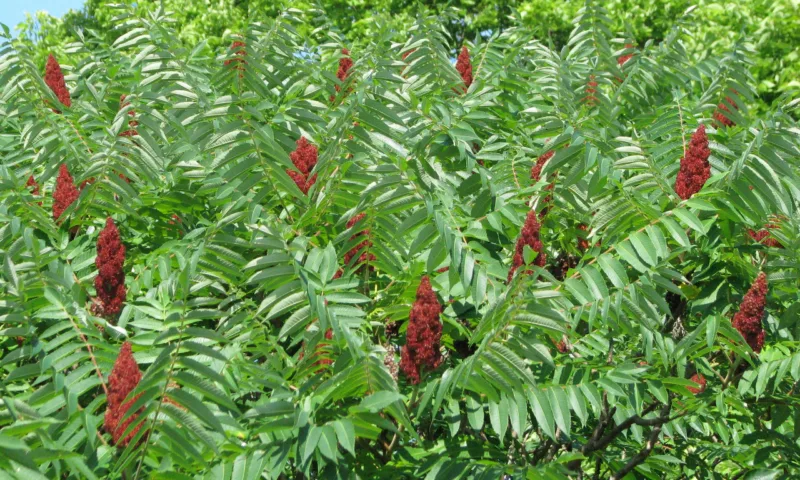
[
  {"left": 52, "top": 164, "right": 80, "bottom": 222},
  {"left": 95, "top": 217, "right": 127, "bottom": 317},
  {"left": 44, "top": 54, "right": 71, "bottom": 111},
  {"left": 119, "top": 95, "right": 139, "bottom": 137},
  {"left": 400, "top": 276, "right": 443, "bottom": 384},
  {"left": 674, "top": 125, "right": 711, "bottom": 200},
  {"left": 455, "top": 46, "right": 473, "bottom": 91},
  {"left": 687, "top": 373, "right": 706, "bottom": 394},
  {"left": 104, "top": 342, "right": 144, "bottom": 447},
  {"left": 384, "top": 344, "right": 399, "bottom": 381},
  {"left": 287, "top": 137, "right": 318, "bottom": 194},
  {"left": 508, "top": 211, "right": 546, "bottom": 282},
  {"left": 732, "top": 272, "right": 767, "bottom": 353},
  {"left": 224, "top": 40, "right": 246, "bottom": 78}
]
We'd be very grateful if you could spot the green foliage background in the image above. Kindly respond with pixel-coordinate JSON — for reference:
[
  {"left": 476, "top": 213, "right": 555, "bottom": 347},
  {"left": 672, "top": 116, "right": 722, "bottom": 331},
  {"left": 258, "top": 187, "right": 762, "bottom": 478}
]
[{"left": 1, "top": 1, "right": 800, "bottom": 479}]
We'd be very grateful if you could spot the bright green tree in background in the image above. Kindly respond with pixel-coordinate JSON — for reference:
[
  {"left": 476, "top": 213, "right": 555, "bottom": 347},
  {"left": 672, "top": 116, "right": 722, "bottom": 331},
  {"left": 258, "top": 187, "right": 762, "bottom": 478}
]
[{"left": 12, "top": 0, "right": 800, "bottom": 109}]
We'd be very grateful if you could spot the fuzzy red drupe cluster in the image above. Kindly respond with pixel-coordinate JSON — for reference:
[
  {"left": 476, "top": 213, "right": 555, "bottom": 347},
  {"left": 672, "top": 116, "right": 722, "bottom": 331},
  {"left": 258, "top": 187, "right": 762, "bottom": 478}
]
[
  {"left": 52, "top": 164, "right": 80, "bottom": 222},
  {"left": 714, "top": 92, "right": 739, "bottom": 127},
  {"left": 95, "top": 218, "right": 127, "bottom": 317},
  {"left": 26, "top": 175, "right": 40, "bottom": 196},
  {"left": 508, "top": 211, "right": 546, "bottom": 282},
  {"left": 618, "top": 43, "right": 634, "bottom": 66},
  {"left": 343, "top": 213, "right": 376, "bottom": 267},
  {"left": 400, "top": 276, "right": 443, "bottom": 384},
  {"left": 455, "top": 46, "right": 473, "bottom": 91},
  {"left": 104, "top": 342, "right": 144, "bottom": 447},
  {"left": 748, "top": 223, "right": 782, "bottom": 248},
  {"left": 732, "top": 272, "right": 768, "bottom": 353},
  {"left": 687, "top": 373, "right": 707, "bottom": 395},
  {"left": 674, "top": 125, "right": 711, "bottom": 200},
  {"left": 287, "top": 137, "right": 318, "bottom": 194},
  {"left": 44, "top": 54, "right": 71, "bottom": 110},
  {"left": 119, "top": 94, "right": 139, "bottom": 137},
  {"left": 330, "top": 48, "right": 353, "bottom": 101}
]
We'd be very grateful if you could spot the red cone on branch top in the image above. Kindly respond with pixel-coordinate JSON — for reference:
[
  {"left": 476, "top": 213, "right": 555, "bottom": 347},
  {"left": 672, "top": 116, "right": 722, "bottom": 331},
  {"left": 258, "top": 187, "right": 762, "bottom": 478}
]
[
  {"left": 44, "top": 54, "right": 71, "bottom": 109},
  {"left": 508, "top": 211, "right": 546, "bottom": 282},
  {"left": 26, "top": 175, "right": 40, "bottom": 196},
  {"left": 732, "top": 272, "right": 767, "bottom": 353},
  {"left": 674, "top": 125, "right": 711, "bottom": 200},
  {"left": 400, "top": 276, "right": 443, "bottom": 384},
  {"left": 119, "top": 94, "right": 139, "bottom": 137},
  {"left": 585, "top": 75, "right": 599, "bottom": 105},
  {"left": 330, "top": 48, "right": 353, "bottom": 101},
  {"left": 95, "top": 217, "right": 126, "bottom": 317},
  {"left": 224, "top": 40, "right": 247, "bottom": 66},
  {"left": 52, "top": 164, "right": 79, "bottom": 222},
  {"left": 287, "top": 136, "right": 318, "bottom": 195},
  {"left": 104, "top": 342, "right": 144, "bottom": 447},
  {"left": 531, "top": 150, "right": 554, "bottom": 183},
  {"left": 687, "top": 373, "right": 706, "bottom": 394},
  {"left": 714, "top": 91, "right": 740, "bottom": 128},
  {"left": 618, "top": 43, "right": 634, "bottom": 66},
  {"left": 343, "top": 213, "right": 376, "bottom": 268},
  {"left": 455, "top": 46, "right": 473, "bottom": 91},
  {"left": 748, "top": 222, "right": 783, "bottom": 248}
]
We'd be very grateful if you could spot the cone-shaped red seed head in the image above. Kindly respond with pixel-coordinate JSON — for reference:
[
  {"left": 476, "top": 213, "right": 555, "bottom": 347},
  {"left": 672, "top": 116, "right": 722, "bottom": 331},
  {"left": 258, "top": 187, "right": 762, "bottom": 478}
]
[
  {"left": 104, "top": 342, "right": 144, "bottom": 447},
  {"left": 52, "top": 164, "right": 79, "bottom": 222},
  {"left": 44, "top": 54, "right": 71, "bottom": 108},
  {"left": 732, "top": 272, "right": 767, "bottom": 353},
  {"left": 95, "top": 218, "right": 127, "bottom": 317},
  {"left": 26, "top": 175, "right": 40, "bottom": 196},
  {"left": 687, "top": 373, "right": 706, "bottom": 395},
  {"left": 224, "top": 40, "right": 247, "bottom": 66},
  {"left": 337, "top": 48, "right": 353, "bottom": 82},
  {"left": 119, "top": 94, "right": 139, "bottom": 137},
  {"left": 343, "top": 213, "right": 376, "bottom": 267},
  {"left": 714, "top": 94, "right": 739, "bottom": 127},
  {"left": 618, "top": 43, "right": 634, "bottom": 66},
  {"left": 531, "top": 150, "right": 554, "bottom": 182},
  {"left": 674, "top": 125, "right": 711, "bottom": 200},
  {"left": 748, "top": 224, "right": 782, "bottom": 248},
  {"left": 508, "top": 211, "right": 546, "bottom": 282},
  {"left": 400, "top": 276, "right": 443, "bottom": 384},
  {"left": 455, "top": 46, "right": 473, "bottom": 90},
  {"left": 287, "top": 136, "right": 318, "bottom": 194}
]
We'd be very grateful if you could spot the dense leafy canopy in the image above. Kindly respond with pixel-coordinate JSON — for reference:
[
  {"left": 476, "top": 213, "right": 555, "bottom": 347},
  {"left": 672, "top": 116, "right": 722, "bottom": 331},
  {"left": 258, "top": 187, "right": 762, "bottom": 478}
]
[{"left": 1, "top": 1, "right": 800, "bottom": 479}]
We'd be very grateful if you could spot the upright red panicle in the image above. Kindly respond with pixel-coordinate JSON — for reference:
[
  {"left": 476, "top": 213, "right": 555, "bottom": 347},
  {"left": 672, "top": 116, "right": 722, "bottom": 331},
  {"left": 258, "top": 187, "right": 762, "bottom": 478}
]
[
  {"left": 44, "top": 54, "right": 71, "bottom": 109},
  {"left": 400, "top": 276, "right": 443, "bottom": 384},
  {"left": 585, "top": 75, "right": 598, "bottom": 105},
  {"left": 748, "top": 222, "right": 782, "bottom": 248},
  {"left": 119, "top": 94, "right": 139, "bottom": 137},
  {"left": 224, "top": 40, "right": 247, "bottom": 66},
  {"left": 687, "top": 373, "right": 706, "bottom": 395},
  {"left": 455, "top": 46, "right": 473, "bottom": 91},
  {"left": 104, "top": 342, "right": 144, "bottom": 447},
  {"left": 577, "top": 224, "right": 590, "bottom": 251},
  {"left": 531, "top": 150, "right": 554, "bottom": 183},
  {"left": 618, "top": 43, "right": 634, "bottom": 66},
  {"left": 343, "top": 213, "right": 376, "bottom": 268},
  {"left": 531, "top": 149, "right": 557, "bottom": 217},
  {"left": 507, "top": 211, "right": 546, "bottom": 282},
  {"left": 714, "top": 92, "right": 739, "bottom": 127},
  {"left": 732, "top": 272, "right": 767, "bottom": 353},
  {"left": 286, "top": 137, "right": 318, "bottom": 194},
  {"left": 674, "top": 125, "right": 711, "bottom": 200},
  {"left": 26, "top": 175, "right": 40, "bottom": 196},
  {"left": 330, "top": 48, "right": 353, "bottom": 101},
  {"left": 52, "top": 164, "right": 80, "bottom": 222},
  {"left": 95, "top": 218, "right": 127, "bottom": 317}
]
